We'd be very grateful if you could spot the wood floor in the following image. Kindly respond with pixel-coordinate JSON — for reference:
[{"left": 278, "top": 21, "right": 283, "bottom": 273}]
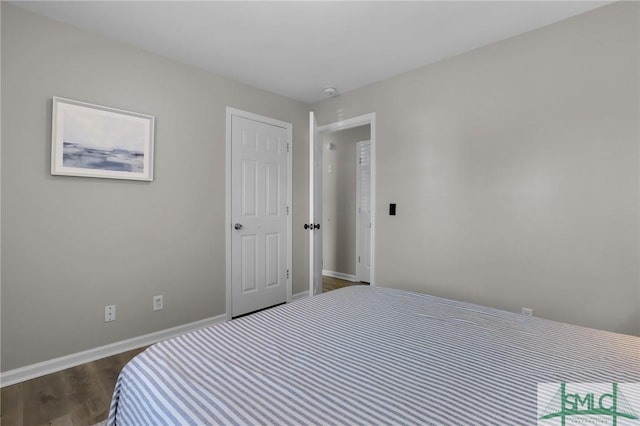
[
  {"left": 0, "top": 346, "right": 147, "bottom": 426},
  {"left": 0, "top": 277, "right": 362, "bottom": 426},
  {"left": 322, "top": 275, "right": 366, "bottom": 292}
]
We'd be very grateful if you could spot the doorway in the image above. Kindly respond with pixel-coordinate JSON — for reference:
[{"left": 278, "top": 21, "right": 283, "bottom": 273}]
[
  {"left": 309, "top": 112, "right": 376, "bottom": 297},
  {"left": 322, "top": 126, "right": 370, "bottom": 284}
]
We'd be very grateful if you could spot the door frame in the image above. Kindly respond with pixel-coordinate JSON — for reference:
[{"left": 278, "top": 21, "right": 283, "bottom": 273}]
[
  {"left": 226, "top": 107, "right": 293, "bottom": 320},
  {"left": 309, "top": 112, "right": 376, "bottom": 296}
]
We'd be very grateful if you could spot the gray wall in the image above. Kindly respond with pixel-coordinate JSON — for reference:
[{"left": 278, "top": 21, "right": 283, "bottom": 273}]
[
  {"left": 313, "top": 2, "right": 640, "bottom": 336},
  {"left": 322, "top": 126, "right": 370, "bottom": 276},
  {"left": 1, "top": 3, "right": 309, "bottom": 371}
]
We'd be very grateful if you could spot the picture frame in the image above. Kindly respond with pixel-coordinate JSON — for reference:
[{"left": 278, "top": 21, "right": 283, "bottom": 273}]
[{"left": 51, "top": 97, "right": 155, "bottom": 181}]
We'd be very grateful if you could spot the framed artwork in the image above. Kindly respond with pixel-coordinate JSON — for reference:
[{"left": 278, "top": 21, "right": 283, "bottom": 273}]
[{"left": 51, "top": 97, "right": 155, "bottom": 181}]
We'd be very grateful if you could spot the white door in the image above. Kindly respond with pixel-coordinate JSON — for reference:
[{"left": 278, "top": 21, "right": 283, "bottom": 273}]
[
  {"left": 231, "top": 114, "right": 289, "bottom": 317},
  {"left": 309, "top": 112, "right": 323, "bottom": 295},
  {"left": 356, "top": 141, "right": 371, "bottom": 283}
]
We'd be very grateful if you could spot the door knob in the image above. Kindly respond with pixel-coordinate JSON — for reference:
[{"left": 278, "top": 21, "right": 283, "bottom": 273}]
[{"left": 234, "top": 223, "right": 244, "bottom": 230}]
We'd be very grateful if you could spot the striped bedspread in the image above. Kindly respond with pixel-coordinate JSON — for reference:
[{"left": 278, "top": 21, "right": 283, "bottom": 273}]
[{"left": 107, "top": 286, "right": 639, "bottom": 425}]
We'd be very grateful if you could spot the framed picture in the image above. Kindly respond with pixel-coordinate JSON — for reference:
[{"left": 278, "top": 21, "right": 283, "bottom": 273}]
[{"left": 51, "top": 97, "right": 155, "bottom": 181}]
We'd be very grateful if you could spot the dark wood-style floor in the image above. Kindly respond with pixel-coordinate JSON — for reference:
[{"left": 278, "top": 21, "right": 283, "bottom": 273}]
[
  {"left": 0, "top": 346, "right": 147, "bottom": 426},
  {"left": 322, "top": 275, "right": 367, "bottom": 292},
  {"left": 0, "top": 277, "right": 361, "bottom": 426}
]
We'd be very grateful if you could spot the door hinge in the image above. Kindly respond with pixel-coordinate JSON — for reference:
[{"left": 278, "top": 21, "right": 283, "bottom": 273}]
[
  {"left": 358, "top": 256, "right": 361, "bottom": 263},
  {"left": 286, "top": 206, "right": 289, "bottom": 215},
  {"left": 286, "top": 269, "right": 290, "bottom": 279},
  {"left": 287, "top": 143, "right": 290, "bottom": 153}
]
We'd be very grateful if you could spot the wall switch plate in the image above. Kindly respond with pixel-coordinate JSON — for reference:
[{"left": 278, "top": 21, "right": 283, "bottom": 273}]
[
  {"left": 153, "top": 295, "right": 163, "bottom": 311},
  {"left": 522, "top": 307, "right": 533, "bottom": 317},
  {"left": 105, "top": 305, "right": 116, "bottom": 322}
]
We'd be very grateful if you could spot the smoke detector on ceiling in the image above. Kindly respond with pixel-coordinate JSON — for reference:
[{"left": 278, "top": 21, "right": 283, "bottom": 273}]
[{"left": 323, "top": 86, "right": 338, "bottom": 97}]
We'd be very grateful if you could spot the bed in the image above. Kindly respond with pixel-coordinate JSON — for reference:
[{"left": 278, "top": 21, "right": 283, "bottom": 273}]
[{"left": 107, "top": 286, "right": 639, "bottom": 425}]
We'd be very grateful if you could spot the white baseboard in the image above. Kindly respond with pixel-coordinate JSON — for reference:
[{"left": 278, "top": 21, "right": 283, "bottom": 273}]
[
  {"left": 322, "top": 270, "right": 357, "bottom": 282},
  {"left": 292, "top": 290, "right": 309, "bottom": 301},
  {"left": 0, "top": 313, "right": 227, "bottom": 388}
]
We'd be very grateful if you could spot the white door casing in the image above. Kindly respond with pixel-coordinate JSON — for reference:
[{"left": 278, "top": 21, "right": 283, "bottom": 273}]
[
  {"left": 226, "top": 108, "right": 292, "bottom": 318},
  {"left": 356, "top": 140, "right": 371, "bottom": 283},
  {"left": 310, "top": 112, "right": 376, "bottom": 296}
]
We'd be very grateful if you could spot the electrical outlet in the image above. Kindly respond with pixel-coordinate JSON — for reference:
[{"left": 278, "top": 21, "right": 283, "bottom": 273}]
[
  {"left": 105, "top": 305, "right": 116, "bottom": 322},
  {"left": 522, "top": 307, "right": 533, "bottom": 317},
  {"left": 153, "top": 295, "right": 163, "bottom": 311}
]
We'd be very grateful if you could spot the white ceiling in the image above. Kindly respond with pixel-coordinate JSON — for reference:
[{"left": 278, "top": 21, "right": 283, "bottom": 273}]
[{"left": 15, "top": 1, "right": 610, "bottom": 104}]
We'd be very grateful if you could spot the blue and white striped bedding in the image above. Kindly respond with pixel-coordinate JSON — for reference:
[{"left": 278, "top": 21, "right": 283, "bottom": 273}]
[{"left": 107, "top": 286, "right": 639, "bottom": 425}]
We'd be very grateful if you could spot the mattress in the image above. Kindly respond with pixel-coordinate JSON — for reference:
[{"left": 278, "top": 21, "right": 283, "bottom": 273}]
[{"left": 107, "top": 286, "right": 639, "bottom": 425}]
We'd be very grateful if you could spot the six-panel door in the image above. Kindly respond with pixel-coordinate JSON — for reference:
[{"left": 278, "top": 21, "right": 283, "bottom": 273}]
[{"left": 231, "top": 116, "right": 288, "bottom": 317}]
